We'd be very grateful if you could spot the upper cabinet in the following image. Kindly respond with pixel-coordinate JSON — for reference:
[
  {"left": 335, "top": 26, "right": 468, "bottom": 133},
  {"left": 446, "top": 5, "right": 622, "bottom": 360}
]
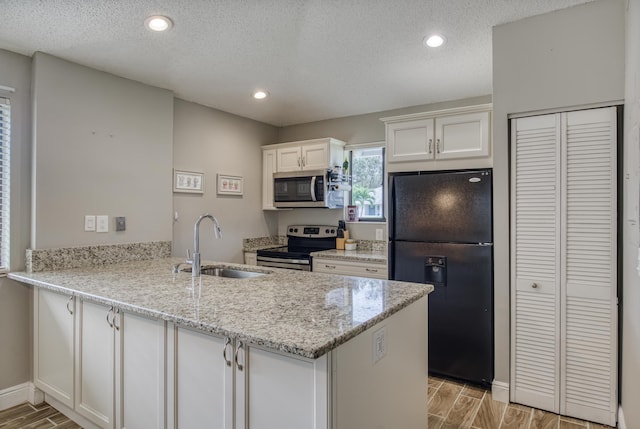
[
  {"left": 275, "top": 138, "right": 345, "bottom": 172},
  {"left": 382, "top": 104, "right": 492, "bottom": 172},
  {"left": 262, "top": 138, "right": 345, "bottom": 210}
]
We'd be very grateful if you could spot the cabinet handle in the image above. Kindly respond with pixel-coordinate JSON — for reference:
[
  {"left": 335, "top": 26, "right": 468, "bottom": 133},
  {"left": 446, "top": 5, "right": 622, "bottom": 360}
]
[
  {"left": 436, "top": 138, "right": 441, "bottom": 153},
  {"left": 106, "top": 306, "right": 114, "bottom": 328},
  {"left": 301, "top": 156, "right": 306, "bottom": 167},
  {"left": 297, "top": 157, "right": 301, "bottom": 167},
  {"left": 114, "top": 308, "right": 121, "bottom": 331},
  {"left": 235, "top": 341, "right": 244, "bottom": 371},
  {"left": 365, "top": 268, "right": 378, "bottom": 273},
  {"left": 428, "top": 138, "right": 433, "bottom": 154},
  {"left": 531, "top": 283, "right": 539, "bottom": 289},
  {"left": 223, "top": 337, "right": 232, "bottom": 367},
  {"left": 66, "top": 296, "right": 74, "bottom": 315},
  {"left": 325, "top": 264, "right": 336, "bottom": 269}
]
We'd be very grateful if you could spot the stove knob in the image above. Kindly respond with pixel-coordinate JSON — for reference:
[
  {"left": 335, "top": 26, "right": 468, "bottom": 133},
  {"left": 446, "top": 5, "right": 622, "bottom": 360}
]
[
  {"left": 294, "top": 228, "right": 298, "bottom": 233},
  {"left": 289, "top": 228, "right": 294, "bottom": 233},
  {"left": 331, "top": 229, "right": 335, "bottom": 234},
  {"left": 325, "top": 228, "right": 330, "bottom": 233}
]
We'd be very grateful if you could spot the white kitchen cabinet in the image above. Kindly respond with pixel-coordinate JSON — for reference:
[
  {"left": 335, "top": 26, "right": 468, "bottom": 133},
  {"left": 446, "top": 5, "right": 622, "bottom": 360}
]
[
  {"left": 244, "top": 251, "right": 257, "bottom": 265},
  {"left": 274, "top": 138, "right": 344, "bottom": 172},
  {"left": 510, "top": 107, "right": 618, "bottom": 426},
  {"left": 261, "top": 148, "right": 278, "bottom": 210},
  {"left": 116, "top": 312, "right": 166, "bottom": 429},
  {"left": 382, "top": 105, "right": 492, "bottom": 172},
  {"left": 76, "top": 301, "right": 115, "bottom": 428},
  {"left": 313, "top": 258, "right": 388, "bottom": 279},
  {"left": 33, "top": 288, "right": 75, "bottom": 408}
]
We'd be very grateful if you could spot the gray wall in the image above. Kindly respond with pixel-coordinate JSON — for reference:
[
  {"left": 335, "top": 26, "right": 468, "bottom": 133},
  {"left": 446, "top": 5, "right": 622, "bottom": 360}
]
[
  {"left": 276, "top": 95, "right": 492, "bottom": 240},
  {"left": 492, "top": 0, "right": 625, "bottom": 390},
  {"left": 172, "top": 99, "right": 278, "bottom": 263},
  {"left": 31, "top": 53, "right": 174, "bottom": 249},
  {"left": 622, "top": 0, "right": 640, "bottom": 425},
  {"left": 0, "top": 49, "right": 33, "bottom": 389}
]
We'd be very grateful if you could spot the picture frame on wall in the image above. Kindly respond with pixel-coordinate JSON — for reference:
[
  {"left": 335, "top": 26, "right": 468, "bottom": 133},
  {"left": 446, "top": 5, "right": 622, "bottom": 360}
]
[
  {"left": 217, "top": 174, "right": 243, "bottom": 196},
  {"left": 173, "top": 169, "right": 205, "bottom": 194}
]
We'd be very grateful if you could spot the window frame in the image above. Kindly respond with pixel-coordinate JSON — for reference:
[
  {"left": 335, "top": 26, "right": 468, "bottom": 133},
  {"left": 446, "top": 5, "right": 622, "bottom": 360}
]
[
  {"left": 0, "top": 96, "right": 10, "bottom": 272},
  {"left": 346, "top": 142, "right": 386, "bottom": 223}
]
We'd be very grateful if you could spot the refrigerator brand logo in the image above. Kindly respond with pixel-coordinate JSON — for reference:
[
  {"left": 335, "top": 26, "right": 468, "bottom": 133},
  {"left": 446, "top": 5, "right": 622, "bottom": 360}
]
[{"left": 469, "top": 177, "right": 481, "bottom": 183}]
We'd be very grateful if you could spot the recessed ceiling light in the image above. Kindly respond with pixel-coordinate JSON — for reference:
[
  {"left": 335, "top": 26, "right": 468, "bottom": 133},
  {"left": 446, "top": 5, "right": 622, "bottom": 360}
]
[
  {"left": 145, "top": 15, "right": 173, "bottom": 32},
  {"left": 253, "top": 90, "right": 269, "bottom": 100},
  {"left": 424, "top": 34, "right": 446, "bottom": 48}
]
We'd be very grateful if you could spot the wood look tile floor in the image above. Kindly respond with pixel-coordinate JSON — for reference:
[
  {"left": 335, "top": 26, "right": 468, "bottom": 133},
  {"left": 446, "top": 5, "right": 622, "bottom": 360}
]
[
  {"left": 0, "top": 379, "right": 617, "bottom": 429},
  {"left": 428, "top": 376, "right": 615, "bottom": 429},
  {"left": 0, "top": 402, "right": 80, "bottom": 429}
]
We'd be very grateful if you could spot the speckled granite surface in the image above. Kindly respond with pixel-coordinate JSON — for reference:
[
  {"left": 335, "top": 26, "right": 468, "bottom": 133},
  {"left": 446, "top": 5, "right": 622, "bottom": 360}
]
[
  {"left": 9, "top": 258, "right": 431, "bottom": 359},
  {"left": 353, "top": 240, "right": 387, "bottom": 252},
  {"left": 311, "top": 248, "right": 387, "bottom": 263},
  {"left": 242, "top": 236, "right": 287, "bottom": 251},
  {"left": 26, "top": 241, "right": 172, "bottom": 272}
]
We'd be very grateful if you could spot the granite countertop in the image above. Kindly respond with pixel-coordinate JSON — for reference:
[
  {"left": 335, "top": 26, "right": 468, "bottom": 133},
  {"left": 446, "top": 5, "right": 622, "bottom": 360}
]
[
  {"left": 311, "top": 249, "right": 387, "bottom": 264},
  {"left": 9, "top": 258, "right": 430, "bottom": 359}
]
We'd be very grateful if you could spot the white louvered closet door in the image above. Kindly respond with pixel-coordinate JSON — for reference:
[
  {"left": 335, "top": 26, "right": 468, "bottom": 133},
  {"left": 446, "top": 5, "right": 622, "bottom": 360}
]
[
  {"left": 560, "top": 107, "right": 617, "bottom": 426},
  {"left": 510, "top": 113, "right": 562, "bottom": 413}
]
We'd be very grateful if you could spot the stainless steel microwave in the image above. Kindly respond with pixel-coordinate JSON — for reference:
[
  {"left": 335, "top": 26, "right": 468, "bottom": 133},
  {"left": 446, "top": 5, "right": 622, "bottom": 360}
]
[{"left": 273, "top": 169, "right": 346, "bottom": 208}]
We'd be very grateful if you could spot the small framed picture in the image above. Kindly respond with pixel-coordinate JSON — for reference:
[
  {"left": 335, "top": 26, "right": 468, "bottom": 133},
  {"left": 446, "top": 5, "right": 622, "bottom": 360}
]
[
  {"left": 217, "top": 174, "right": 243, "bottom": 196},
  {"left": 173, "top": 169, "right": 205, "bottom": 194}
]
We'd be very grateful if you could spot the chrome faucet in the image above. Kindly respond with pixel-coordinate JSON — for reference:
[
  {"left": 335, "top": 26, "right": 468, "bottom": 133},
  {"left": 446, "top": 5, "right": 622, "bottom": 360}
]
[{"left": 191, "top": 213, "right": 222, "bottom": 277}]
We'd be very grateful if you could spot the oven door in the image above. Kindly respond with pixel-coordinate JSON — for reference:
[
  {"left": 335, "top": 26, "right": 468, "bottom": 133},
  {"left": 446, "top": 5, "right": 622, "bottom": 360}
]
[
  {"left": 256, "top": 256, "right": 311, "bottom": 271},
  {"left": 273, "top": 170, "right": 326, "bottom": 208}
]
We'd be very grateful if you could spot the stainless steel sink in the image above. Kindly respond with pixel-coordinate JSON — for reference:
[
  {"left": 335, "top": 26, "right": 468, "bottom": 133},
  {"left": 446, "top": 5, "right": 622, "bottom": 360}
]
[{"left": 178, "top": 265, "right": 267, "bottom": 278}]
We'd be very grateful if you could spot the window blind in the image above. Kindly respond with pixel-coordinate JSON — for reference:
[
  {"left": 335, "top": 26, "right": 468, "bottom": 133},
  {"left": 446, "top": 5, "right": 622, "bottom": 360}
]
[{"left": 0, "top": 97, "right": 10, "bottom": 270}]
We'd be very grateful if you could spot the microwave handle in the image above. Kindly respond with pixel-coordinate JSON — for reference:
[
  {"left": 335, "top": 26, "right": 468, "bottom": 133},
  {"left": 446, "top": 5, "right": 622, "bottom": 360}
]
[{"left": 310, "top": 176, "right": 317, "bottom": 201}]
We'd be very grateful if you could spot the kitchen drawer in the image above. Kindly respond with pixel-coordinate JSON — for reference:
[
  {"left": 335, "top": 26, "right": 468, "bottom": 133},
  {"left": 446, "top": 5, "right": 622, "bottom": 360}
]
[{"left": 313, "top": 258, "right": 388, "bottom": 279}]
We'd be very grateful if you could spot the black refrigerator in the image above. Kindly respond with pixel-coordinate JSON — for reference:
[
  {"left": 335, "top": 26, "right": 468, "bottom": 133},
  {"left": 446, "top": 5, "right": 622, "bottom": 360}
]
[{"left": 389, "top": 169, "right": 493, "bottom": 387}]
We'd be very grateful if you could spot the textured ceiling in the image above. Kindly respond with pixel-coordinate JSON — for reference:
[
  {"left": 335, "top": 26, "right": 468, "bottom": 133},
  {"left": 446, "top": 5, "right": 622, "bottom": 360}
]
[{"left": 0, "top": 0, "right": 593, "bottom": 126}]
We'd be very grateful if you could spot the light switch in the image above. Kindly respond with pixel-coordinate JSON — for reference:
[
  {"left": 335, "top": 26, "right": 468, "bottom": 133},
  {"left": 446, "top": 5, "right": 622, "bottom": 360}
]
[
  {"left": 375, "top": 228, "right": 384, "bottom": 241},
  {"left": 84, "top": 215, "right": 96, "bottom": 232},
  {"left": 372, "top": 327, "right": 387, "bottom": 364},
  {"left": 96, "top": 215, "right": 109, "bottom": 233}
]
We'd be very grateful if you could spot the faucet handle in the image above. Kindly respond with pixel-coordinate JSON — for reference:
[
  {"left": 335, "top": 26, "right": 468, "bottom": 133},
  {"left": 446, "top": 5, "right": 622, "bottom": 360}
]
[{"left": 186, "top": 249, "right": 192, "bottom": 262}]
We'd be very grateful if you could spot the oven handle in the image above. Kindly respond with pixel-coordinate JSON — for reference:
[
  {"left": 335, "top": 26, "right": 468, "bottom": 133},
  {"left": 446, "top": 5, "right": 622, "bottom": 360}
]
[
  {"left": 310, "top": 176, "right": 317, "bottom": 201},
  {"left": 257, "top": 260, "right": 311, "bottom": 271},
  {"left": 257, "top": 256, "right": 310, "bottom": 265}
]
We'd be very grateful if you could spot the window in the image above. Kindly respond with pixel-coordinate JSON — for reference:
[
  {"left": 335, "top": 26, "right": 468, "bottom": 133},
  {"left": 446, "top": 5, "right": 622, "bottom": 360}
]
[
  {"left": 348, "top": 144, "right": 385, "bottom": 221},
  {"left": 0, "top": 97, "right": 10, "bottom": 271}
]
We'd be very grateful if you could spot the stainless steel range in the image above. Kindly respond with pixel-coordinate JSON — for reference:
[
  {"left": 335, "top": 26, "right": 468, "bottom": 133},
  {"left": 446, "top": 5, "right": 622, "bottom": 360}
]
[{"left": 256, "top": 225, "right": 337, "bottom": 271}]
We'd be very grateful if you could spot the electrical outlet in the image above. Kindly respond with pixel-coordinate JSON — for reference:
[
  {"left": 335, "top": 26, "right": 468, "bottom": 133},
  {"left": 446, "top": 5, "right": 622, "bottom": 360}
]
[
  {"left": 84, "top": 215, "right": 96, "bottom": 232},
  {"left": 115, "top": 217, "right": 126, "bottom": 231},
  {"left": 375, "top": 228, "right": 384, "bottom": 241},
  {"left": 372, "top": 327, "right": 387, "bottom": 364},
  {"left": 96, "top": 215, "right": 109, "bottom": 233}
]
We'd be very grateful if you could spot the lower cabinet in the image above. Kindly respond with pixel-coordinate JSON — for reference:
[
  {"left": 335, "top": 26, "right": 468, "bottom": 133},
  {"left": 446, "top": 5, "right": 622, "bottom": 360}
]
[
  {"left": 313, "top": 258, "right": 388, "bottom": 279},
  {"left": 172, "top": 326, "right": 326, "bottom": 429},
  {"left": 34, "top": 289, "right": 75, "bottom": 408}
]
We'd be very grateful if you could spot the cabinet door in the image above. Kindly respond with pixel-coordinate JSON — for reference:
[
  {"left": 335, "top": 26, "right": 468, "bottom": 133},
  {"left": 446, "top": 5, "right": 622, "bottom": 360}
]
[
  {"left": 237, "top": 344, "right": 324, "bottom": 429},
  {"left": 510, "top": 113, "right": 561, "bottom": 413},
  {"left": 244, "top": 251, "right": 257, "bottom": 266},
  {"left": 435, "top": 111, "right": 490, "bottom": 159},
  {"left": 117, "top": 312, "right": 166, "bottom": 429},
  {"left": 560, "top": 107, "right": 617, "bottom": 426},
  {"left": 34, "top": 289, "right": 75, "bottom": 408},
  {"left": 301, "top": 143, "right": 328, "bottom": 170},
  {"left": 262, "top": 149, "right": 278, "bottom": 210},
  {"left": 176, "top": 328, "right": 233, "bottom": 429},
  {"left": 76, "top": 301, "right": 115, "bottom": 428},
  {"left": 277, "top": 146, "right": 302, "bottom": 172},
  {"left": 386, "top": 118, "right": 434, "bottom": 162}
]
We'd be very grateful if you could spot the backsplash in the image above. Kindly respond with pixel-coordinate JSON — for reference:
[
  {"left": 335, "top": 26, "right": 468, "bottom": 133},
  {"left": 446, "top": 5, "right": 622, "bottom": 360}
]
[
  {"left": 355, "top": 240, "right": 387, "bottom": 252},
  {"left": 26, "top": 241, "right": 172, "bottom": 272},
  {"left": 242, "top": 236, "right": 287, "bottom": 251}
]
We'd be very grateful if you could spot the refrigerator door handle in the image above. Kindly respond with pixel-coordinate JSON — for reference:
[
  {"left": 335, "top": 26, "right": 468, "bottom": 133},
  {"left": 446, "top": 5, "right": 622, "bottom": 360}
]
[{"left": 478, "top": 242, "right": 493, "bottom": 246}]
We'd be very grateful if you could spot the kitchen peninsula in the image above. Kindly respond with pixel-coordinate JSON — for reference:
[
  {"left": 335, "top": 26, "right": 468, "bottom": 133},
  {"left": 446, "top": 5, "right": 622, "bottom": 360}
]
[{"left": 9, "top": 258, "right": 432, "bottom": 429}]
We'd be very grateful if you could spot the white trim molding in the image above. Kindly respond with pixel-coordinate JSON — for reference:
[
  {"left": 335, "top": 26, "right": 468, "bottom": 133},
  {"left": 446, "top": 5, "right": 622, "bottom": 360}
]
[
  {"left": 492, "top": 380, "right": 510, "bottom": 404},
  {"left": 0, "top": 382, "right": 44, "bottom": 411},
  {"left": 618, "top": 406, "right": 627, "bottom": 429}
]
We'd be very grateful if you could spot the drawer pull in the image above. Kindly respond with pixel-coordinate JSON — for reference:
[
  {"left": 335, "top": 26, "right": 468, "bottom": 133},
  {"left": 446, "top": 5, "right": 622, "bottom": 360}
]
[
  {"left": 325, "top": 264, "right": 336, "bottom": 269},
  {"left": 365, "top": 268, "right": 378, "bottom": 273},
  {"left": 531, "top": 283, "right": 539, "bottom": 289}
]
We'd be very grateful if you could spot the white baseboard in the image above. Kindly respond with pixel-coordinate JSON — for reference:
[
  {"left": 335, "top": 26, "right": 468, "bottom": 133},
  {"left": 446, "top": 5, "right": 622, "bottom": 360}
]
[
  {"left": 618, "top": 406, "right": 627, "bottom": 429},
  {"left": 491, "top": 380, "right": 510, "bottom": 404},
  {"left": 0, "top": 382, "right": 43, "bottom": 411}
]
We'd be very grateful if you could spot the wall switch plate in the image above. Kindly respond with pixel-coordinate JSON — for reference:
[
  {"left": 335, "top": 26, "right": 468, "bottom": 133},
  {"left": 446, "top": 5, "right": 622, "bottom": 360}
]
[
  {"left": 372, "top": 327, "right": 387, "bottom": 364},
  {"left": 84, "top": 215, "right": 96, "bottom": 232},
  {"left": 375, "top": 228, "right": 384, "bottom": 241},
  {"left": 96, "top": 215, "right": 109, "bottom": 233},
  {"left": 115, "top": 217, "right": 126, "bottom": 231}
]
